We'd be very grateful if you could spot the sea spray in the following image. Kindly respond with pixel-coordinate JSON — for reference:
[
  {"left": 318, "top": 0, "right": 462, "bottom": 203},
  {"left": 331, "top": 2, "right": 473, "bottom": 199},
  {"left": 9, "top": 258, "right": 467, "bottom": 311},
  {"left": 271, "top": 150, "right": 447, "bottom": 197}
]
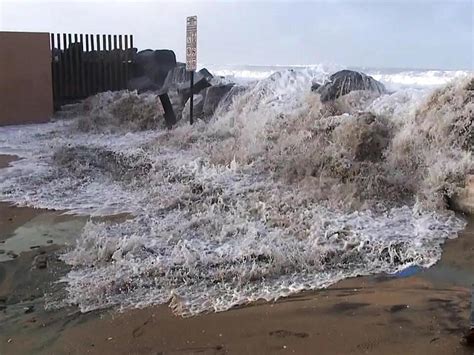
[
  {"left": 75, "top": 90, "right": 166, "bottom": 133},
  {"left": 0, "top": 68, "right": 472, "bottom": 316}
]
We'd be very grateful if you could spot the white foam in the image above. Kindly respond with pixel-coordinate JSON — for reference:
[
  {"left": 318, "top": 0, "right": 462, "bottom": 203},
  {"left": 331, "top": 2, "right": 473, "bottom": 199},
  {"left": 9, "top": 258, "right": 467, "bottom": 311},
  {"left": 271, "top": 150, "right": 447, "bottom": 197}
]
[
  {"left": 0, "top": 68, "right": 471, "bottom": 317},
  {"left": 368, "top": 70, "right": 471, "bottom": 90},
  {"left": 206, "top": 64, "right": 472, "bottom": 90}
]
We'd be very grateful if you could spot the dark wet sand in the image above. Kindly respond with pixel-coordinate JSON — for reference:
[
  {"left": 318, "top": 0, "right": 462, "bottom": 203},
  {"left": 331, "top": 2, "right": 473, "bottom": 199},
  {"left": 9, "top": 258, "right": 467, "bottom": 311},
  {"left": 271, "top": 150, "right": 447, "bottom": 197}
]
[
  {"left": 0, "top": 155, "right": 44, "bottom": 240},
  {"left": 0, "top": 153, "right": 473, "bottom": 354},
  {"left": 0, "top": 154, "right": 17, "bottom": 169}
]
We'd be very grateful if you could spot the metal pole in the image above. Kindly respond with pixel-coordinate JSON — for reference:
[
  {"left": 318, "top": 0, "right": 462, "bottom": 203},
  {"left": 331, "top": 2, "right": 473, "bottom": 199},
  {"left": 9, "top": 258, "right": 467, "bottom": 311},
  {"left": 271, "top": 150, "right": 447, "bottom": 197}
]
[{"left": 189, "top": 70, "right": 194, "bottom": 125}]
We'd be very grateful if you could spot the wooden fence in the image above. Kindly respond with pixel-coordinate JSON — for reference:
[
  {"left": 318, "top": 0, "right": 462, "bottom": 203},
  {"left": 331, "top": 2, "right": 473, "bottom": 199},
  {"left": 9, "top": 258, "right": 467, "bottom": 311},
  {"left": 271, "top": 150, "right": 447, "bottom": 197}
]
[{"left": 50, "top": 33, "right": 134, "bottom": 108}]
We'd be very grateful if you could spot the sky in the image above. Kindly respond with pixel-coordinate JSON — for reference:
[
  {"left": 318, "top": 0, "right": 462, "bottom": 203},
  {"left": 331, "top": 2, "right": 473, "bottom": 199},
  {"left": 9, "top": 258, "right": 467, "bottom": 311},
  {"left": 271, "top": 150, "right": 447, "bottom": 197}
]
[{"left": 0, "top": 0, "right": 472, "bottom": 70}]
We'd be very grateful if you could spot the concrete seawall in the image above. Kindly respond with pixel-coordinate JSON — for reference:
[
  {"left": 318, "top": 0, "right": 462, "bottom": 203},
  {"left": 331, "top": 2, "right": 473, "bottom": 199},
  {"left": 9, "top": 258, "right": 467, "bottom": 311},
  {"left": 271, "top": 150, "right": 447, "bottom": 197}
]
[{"left": 0, "top": 31, "right": 53, "bottom": 126}]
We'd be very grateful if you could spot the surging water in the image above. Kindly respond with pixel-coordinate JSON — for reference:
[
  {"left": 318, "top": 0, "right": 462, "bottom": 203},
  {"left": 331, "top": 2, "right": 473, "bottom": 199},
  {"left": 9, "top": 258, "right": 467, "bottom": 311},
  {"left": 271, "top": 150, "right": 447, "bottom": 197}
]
[{"left": 0, "top": 66, "right": 472, "bottom": 316}]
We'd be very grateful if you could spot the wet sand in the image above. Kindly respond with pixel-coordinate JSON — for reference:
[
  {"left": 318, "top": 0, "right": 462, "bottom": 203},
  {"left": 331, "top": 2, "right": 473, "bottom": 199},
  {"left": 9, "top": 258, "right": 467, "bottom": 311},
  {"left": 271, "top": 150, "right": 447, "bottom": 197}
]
[
  {"left": 0, "top": 153, "right": 473, "bottom": 354},
  {"left": 0, "top": 155, "right": 43, "bottom": 240}
]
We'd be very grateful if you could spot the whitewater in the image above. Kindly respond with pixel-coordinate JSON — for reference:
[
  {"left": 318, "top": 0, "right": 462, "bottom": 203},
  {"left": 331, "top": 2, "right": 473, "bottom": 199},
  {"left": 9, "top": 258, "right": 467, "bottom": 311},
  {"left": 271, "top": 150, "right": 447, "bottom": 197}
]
[{"left": 0, "top": 65, "right": 472, "bottom": 316}]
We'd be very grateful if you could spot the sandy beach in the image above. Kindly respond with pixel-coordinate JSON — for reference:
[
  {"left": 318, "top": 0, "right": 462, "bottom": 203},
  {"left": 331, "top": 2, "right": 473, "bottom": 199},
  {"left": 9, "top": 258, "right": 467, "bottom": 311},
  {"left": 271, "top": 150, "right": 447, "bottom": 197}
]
[{"left": 0, "top": 153, "right": 473, "bottom": 354}]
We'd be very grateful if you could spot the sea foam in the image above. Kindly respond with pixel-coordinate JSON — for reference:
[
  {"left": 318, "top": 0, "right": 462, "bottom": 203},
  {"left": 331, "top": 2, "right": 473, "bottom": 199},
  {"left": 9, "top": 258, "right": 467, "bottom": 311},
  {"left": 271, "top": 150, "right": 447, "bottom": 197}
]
[{"left": 0, "top": 66, "right": 472, "bottom": 316}]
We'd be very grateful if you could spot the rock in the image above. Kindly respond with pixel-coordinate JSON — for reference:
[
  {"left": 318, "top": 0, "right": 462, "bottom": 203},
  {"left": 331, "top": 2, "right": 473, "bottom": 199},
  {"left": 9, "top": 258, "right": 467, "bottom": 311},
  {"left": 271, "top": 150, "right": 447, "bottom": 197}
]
[
  {"left": 182, "top": 94, "right": 205, "bottom": 120},
  {"left": 167, "top": 89, "right": 186, "bottom": 120},
  {"left": 46, "top": 240, "right": 53, "bottom": 244},
  {"left": 126, "top": 50, "right": 216, "bottom": 127},
  {"left": 160, "top": 64, "right": 213, "bottom": 95},
  {"left": 213, "top": 85, "right": 247, "bottom": 116},
  {"left": 316, "top": 70, "right": 386, "bottom": 102},
  {"left": 463, "top": 328, "right": 474, "bottom": 346},
  {"left": 24, "top": 305, "right": 34, "bottom": 314},
  {"left": 131, "top": 49, "right": 177, "bottom": 89},
  {"left": 127, "top": 76, "right": 160, "bottom": 93},
  {"left": 163, "top": 63, "right": 188, "bottom": 86},
  {"left": 33, "top": 254, "right": 47, "bottom": 269},
  {"left": 202, "top": 84, "right": 235, "bottom": 117},
  {"left": 6, "top": 251, "right": 17, "bottom": 259},
  {"left": 176, "top": 69, "right": 213, "bottom": 104},
  {"left": 450, "top": 175, "right": 474, "bottom": 214},
  {"left": 389, "top": 304, "right": 409, "bottom": 313},
  {"left": 311, "top": 82, "right": 321, "bottom": 91}
]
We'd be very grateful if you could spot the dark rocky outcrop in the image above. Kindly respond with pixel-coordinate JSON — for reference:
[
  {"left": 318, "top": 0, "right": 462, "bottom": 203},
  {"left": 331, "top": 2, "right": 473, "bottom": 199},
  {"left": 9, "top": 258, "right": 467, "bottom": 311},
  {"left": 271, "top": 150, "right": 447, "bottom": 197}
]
[
  {"left": 182, "top": 94, "right": 205, "bottom": 120},
  {"left": 202, "top": 84, "right": 235, "bottom": 117},
  {"left": 214, "top": 85, "right": 247, "bottom": 114},
  {"left": 127, "top": 50, "right": 179, "bottom": 126},
  {"left": 311, "top": 82, "right": 321, "bottom": 92},
  {"left": 181, "top": 83, "right": 245, "bottom": 120},
  {"left": 316, "top": 70, "right": 386, "bottom": 102},
  {"left": 124, "top": 48, "right": 238, "bottom": 126},
  {"left": 176, "top": 68, "right": 214, "bottom": 103},
  {"left": 127, "top": 76, "right": 160, "bottom": 92},
  {"left": 131, "top": 49, "right": 177, "bottom": 90}
]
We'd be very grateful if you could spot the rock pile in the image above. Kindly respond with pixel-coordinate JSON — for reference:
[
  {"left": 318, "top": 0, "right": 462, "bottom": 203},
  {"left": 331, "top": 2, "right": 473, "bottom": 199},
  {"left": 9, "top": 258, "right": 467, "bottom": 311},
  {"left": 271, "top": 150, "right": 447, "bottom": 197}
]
[{"left": 126, "top": 49, "right": 245, "bottom": 125}]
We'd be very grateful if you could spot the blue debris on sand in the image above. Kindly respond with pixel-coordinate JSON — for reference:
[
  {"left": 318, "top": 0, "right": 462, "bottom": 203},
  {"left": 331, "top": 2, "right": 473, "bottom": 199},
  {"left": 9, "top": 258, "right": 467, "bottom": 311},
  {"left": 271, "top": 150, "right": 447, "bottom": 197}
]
[{"left": 392, "top": 265, "right": 422, "bottom": 278}]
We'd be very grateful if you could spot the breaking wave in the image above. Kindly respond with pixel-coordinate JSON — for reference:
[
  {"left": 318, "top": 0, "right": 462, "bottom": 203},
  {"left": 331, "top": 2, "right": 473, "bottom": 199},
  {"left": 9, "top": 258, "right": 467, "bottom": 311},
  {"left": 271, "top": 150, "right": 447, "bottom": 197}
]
[{"left": 0, "top": 67, "right": 472, "bottom": 316}]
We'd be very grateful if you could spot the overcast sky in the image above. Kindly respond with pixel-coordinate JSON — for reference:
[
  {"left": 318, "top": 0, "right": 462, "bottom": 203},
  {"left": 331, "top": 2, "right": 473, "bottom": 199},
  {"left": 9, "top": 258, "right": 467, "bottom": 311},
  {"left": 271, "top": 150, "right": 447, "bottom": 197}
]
[{"left": 0, "top": 0, "right": 472, "bottom": 70}]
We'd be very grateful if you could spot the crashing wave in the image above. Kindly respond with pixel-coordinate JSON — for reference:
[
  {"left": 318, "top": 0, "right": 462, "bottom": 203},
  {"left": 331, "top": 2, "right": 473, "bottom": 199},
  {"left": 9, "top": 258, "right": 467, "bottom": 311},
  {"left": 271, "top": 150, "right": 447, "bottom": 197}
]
[
  {"left": 0, "top": 68, "right": 472, "bottom": 316},
  {"left": 74, "top": 90, "right": 166, "bottom": 133}
]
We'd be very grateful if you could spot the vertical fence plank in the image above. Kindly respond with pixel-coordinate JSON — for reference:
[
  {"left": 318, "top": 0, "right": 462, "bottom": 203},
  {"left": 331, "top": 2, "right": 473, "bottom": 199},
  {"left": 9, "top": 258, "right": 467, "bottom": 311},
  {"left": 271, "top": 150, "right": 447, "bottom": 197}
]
[
  {"left": 79, "top": 34, "right": 86, "bottom": 98},
  {"left": 91, "top": 34, "right": 96, "bottom": 95},
  {"left": 118, "top": 35, "right": 123, "bottom": 89},
  {"left": 95, "top": 35, "right": 102, "bottom": 92},
  {"left": 56, "top": 34, "right": 62, "bottom": 105},
  {"left": 73, "top": 34, "right": 80, "bottom": 98},
  {"left": 130, "top": 35, "right": 134, "bottom": 92},
  {"left": 107, "top": 35, "right": 113, "bottom": 91},
  {"left": 112, "top": 35, "right": 118, "bottom": 90},
  {"left": 102, "top": 34, "right": 107, "bottom": 92},
  {"left": 67, "top": 33, "right": 74, "bottom": 99},
  {"left": 85, "top": 34, "right": 90, "bottom": 96},
  {"left": 50, "top": 34, "right": 57, "bottom": 104},
  {"left": 124, "top": 35, "right": 129, "bottom": 88},
  {"left": 63, "top": 34, "right": 68, "bottom": 98}
]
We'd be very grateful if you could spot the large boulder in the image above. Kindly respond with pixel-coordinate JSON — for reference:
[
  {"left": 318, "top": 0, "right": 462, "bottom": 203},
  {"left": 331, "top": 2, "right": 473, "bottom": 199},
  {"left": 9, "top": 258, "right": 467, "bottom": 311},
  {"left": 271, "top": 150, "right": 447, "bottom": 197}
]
[
  {"left": 450, "top": 175, "right": 474, "bottom": 214},
  {"left": 214, "top": 85, "right": 247, "bottom": 115},
  {"left": 176, "top": 68, "right": 214, "bottom": 102},
  {"left": 162, "top": 63, "right": 188, "bottom": 88},
  {"left": 182, "top": 94, "right": 205, "bottom": 120},
  {"left": 160, "top": 65, "right": 213, "bottom": 103},
  {"left": 182, "top": 83, "right": 244, "bottom": 120},
  {"left": 127, "top": 76, "right": 160, "bottom": 92},
  {"left": 129, "top": 49, "right": 177, "bottom": 91},
  {"left": 202, "top": 84, "right": 234, "bottom": 117},
  {"left": 316, "top": 70, "right": 386, "bottom": 102}
]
